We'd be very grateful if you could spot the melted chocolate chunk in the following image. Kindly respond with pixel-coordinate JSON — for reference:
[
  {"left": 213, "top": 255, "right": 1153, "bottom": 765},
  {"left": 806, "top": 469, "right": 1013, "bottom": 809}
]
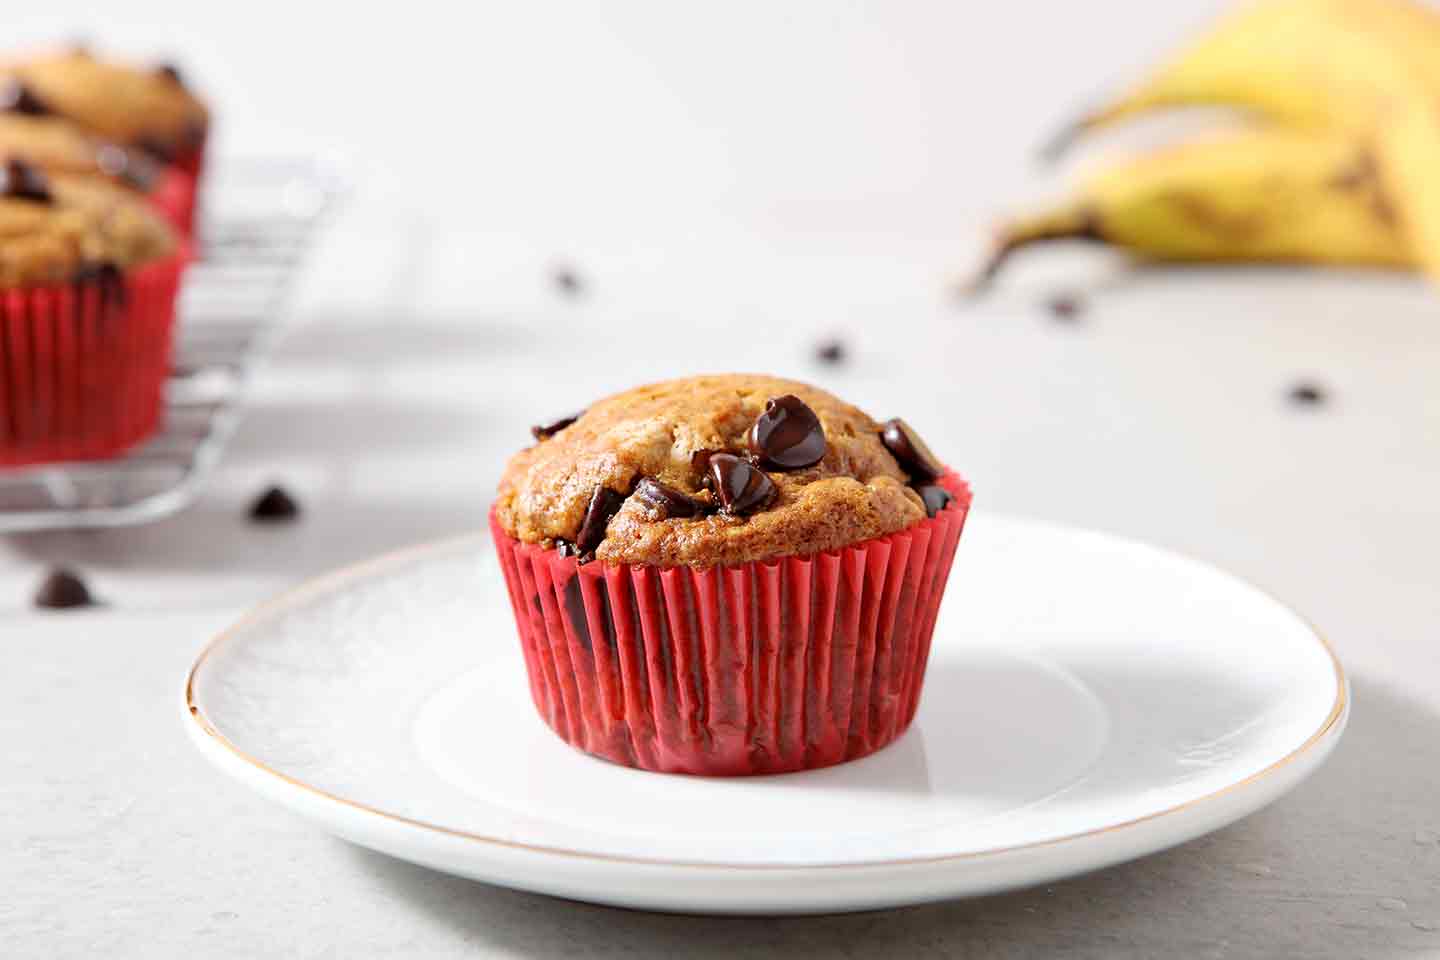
[
  {"left": 748, "top": 395, "right": 826, "bottom": 470},
  {"left": 556, "top": 539, "right": 579, "bottom": 558},
  {"left": 531, "top": 411, "right": 582, "bottom": 442},
  {"left": 563, "top": 575, "right": 615, "bottom": 650},
  {"left": 0, "top": 79, "right": 50, "bottom": 116},
  {"left": 34, "top": 567, "right": 95, "bottom": 609},
  {"left": 248, "top": 485, "right": 300, "bottom": 523},
  {"left": 1288, "top": 381, "right": 1327, "bottom": 408},
  {"left": 634, "top": 478, "right": 709, "bottom": 520},
  {"left": 1, "top": 158, "right": 52, "bottom": 204},
  {"left": 708, "top": 453, "right": 776, "bottom": 516},
  {"left": 575, "top": 485, "right": 625, "bottom": 556},
  {"left": 880, "top": 418, "right": 943, "bottom": 482},
  {"left": 814, "top": 338, "right": 847, "bottom": 365},
  {"left": 915, "top": 484, "right": 953, "bottom": 519},
  {"left": 156, "top": 63, "right": 184, "bottom": 86}
]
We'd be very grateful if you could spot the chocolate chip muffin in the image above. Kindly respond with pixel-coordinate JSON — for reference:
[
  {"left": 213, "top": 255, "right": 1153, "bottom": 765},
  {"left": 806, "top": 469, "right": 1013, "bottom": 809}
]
[
  {"left": 491, "top": 374, "right": 971, "bottom": 776},
  {"left": 2, "top": 51, "right": 208, "bottom": 168},
  {"left": 0, "top": 158, "right": 185, "bottom": 466},
  {"left": 496, "top": 374, "right": 955, "bottom": 566}
]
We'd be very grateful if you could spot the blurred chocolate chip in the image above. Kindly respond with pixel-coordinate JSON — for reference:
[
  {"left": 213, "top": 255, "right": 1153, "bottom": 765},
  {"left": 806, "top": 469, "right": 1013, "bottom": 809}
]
[
  {"left": 1046, "top": 292, "right": 1086, "bottom": 322},
  {"left": 575, "top": 486, "right": 625, "bottom": 556},
  {"left": 915, "top": 484, "right": 953, "bottom": 519},
  {"left": 814, "top": 338, "right": 847, "bottom": 366},
  {"left": 1, "top": 158, "right": 52, "bottom": 204},
  {"left": 531, "top": 411, "right": 582, "bottom": 442},
  {"left": 748, "top": 395, "right": 827, "bottom": 470},
  {"left": 1288, "top": 381, "right": 1327, "bottom": 408},
  {"left": 155, "top": 62, "right": 184, "bottom": 86},
  {"left": 34, "top": 568, "right": 95, "bottom": 609},
  {"left": 708, "top": 453, "right": 776, "bottom": 516},
  {"left": 553, "top": 266, "right": 583, "bottom": 297},
  {"left": 634, "top": 478, "right": 709, "bottom": 520},
  {"left": 248, "top": 485, "right": 300, "bottom": 523},
  {"left": 880, "top": 418, "right": 943, "bottom": 482},
  {"left": 0, "top": 79, "right": 50, "bottom": 116},
  {"left": 556, "top": 539, "right": 578, "bottom": 558}
]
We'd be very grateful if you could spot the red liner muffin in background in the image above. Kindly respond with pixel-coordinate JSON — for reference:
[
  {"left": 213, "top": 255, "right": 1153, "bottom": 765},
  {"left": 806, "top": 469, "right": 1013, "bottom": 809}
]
[
  {"left": 2, "top": 50, "right": 210, "bottom": 234},
  {"left": 0, "top": 160, "right": 184, "bottom": 468},
  {"left": 491, "top": 375, "right": 972, "bottom": 776}
]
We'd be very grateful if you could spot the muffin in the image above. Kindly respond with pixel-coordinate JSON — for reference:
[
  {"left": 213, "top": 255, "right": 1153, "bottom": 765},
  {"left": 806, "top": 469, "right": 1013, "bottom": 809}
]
[
  {"left": 0, "top": 110, "right": 194, "bottom": 233},
  {"left": 0, "top": 158, "right": 185, "bottom": 467},
  {"left": 2, "top": 50, "right": 210, "bottom": 230},
  {"left": 491, "top": 374, "right": 972, "bottom": 776}
]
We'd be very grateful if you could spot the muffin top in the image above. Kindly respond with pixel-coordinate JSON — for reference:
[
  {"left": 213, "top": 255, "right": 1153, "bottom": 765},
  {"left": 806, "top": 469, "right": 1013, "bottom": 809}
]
[
  {"left": 2, "top": 51, "right": 208, "bottom": 162},
  {"left": 0, "top": 113, "right": 161, "bottom": 192},
  {"left": 0, "top": 158, "right": 177, "bottom": 286},
  {"left": 495, "top": 374, "right": 957, "bottom": 567}
]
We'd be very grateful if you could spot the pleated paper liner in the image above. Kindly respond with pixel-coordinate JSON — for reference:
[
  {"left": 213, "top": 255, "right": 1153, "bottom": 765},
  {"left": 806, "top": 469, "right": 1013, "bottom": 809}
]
[
  {"left": 491, "top": 471, "right": 971, "bottom": 776},
  {"left": 0, "top": 251, "right": 186, "bottom": 467}
]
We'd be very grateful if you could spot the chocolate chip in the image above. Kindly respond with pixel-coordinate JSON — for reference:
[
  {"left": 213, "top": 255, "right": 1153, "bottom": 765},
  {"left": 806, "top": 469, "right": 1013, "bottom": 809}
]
[
  {"left": 814, "top": 338, "right": 847, "bottom": 365},
  {"left": 634, "top": 478, "right": 709, "bottom": 520},
  {"left": 532, "top": 411, "right": 582, "bottom": 442},
  {"left": 0, "top": 79, "right": 50, "bottom": 116},
  {"left": 553, "top": 266, "right": 583, "bottom": 297},
  {"left": 556, "top": 539, "right": 578, "bottom": 558},
  {"left": 1288, "top": 381, "right": 1327, "bottom": 408},
  {"left": 1, "top": 158, "right": 52, "bottom": 204},
  {"left": 748, "top": 395, "right": 827, "bottom": 470},
  {"left": 248, "top": 485, "right": 300, "bottom": 523},
  {"left": 880, "top": 418, "right": 943, "bottom": 482},
  {"left": 34, "top": 568, "right": 94, "bottom": 609},
  {"left": 690, "top": 449, "right": 721, "bottom": 482},
  {"left": 708, "top": 453, "right": 776, "bottom": 516},
  {"left": 575, "top": 485, "right": 625, "bottom": 556},
  {"left": 155, "top": 62, "right": 184, "bottom": 86},
  {"left": 915, "top": 484, "right": 953, "bottom": 519}
]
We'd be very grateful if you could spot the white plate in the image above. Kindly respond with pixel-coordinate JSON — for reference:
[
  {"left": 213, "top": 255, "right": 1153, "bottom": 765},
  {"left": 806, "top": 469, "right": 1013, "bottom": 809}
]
[{"left": 183, "top": 514, "right": 1347, "bottom": 914}]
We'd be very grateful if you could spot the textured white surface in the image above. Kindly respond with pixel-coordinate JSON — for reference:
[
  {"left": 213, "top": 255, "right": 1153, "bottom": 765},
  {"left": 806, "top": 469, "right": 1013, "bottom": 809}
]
[{"left": 2, "top": 0, "right": 1440, "bottom": 955}]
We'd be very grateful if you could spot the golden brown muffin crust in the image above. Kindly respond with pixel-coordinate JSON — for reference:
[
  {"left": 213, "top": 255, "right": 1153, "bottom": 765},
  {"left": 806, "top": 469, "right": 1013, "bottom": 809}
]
[
  {"left": 0, "top": 115, "right": 159, "bottom": 191},
  {"left": 0, "top": 168, "right": 177, "bottom": 285},
  {"left": 5, "top": 51, "right": 208, "bottom": 159},
  {"left": 495, "top": 374, "right": 933, "bottom": 567}
]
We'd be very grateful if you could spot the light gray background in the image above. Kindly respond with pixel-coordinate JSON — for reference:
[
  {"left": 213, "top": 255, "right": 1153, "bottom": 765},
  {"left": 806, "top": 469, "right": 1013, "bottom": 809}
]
[{"left": 3, "top": 3, "right": 1439, "bottom": 957}]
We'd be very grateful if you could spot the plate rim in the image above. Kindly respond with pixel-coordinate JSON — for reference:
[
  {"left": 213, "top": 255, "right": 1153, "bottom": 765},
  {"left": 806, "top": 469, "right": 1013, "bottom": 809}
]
[{"left": 183, "top": 514, "right": 1349, "bottom": 872}]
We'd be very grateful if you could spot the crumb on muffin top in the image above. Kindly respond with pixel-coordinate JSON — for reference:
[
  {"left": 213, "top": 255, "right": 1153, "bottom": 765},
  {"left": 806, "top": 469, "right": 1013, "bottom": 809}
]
[
  {"left": 3, "top": 50, "right": 208, "bottom": 161},
  {"left": 0, "top": 159, "right": 177, "bottom": 285},
  {"left": 495, "top": 374, "right": 955, "bottom": 567}
]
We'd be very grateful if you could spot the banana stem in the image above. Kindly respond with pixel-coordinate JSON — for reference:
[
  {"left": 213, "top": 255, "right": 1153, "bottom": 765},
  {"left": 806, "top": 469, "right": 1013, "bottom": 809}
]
[{"left": 964, "top": 205, "right": 1103, "bottom": 296}]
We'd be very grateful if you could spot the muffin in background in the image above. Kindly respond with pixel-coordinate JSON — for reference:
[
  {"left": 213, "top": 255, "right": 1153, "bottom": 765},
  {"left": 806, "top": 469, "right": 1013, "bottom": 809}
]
[
  {"left": 3, "top": 49, "right": 210, "bottom": 231},
  {"left": 0, "top": 157, "right": 185, "bottom": 467},
  {"left": 0, "top": 110, "right": 193, "bottom": 233},
  {"left": 491, "top": 374, "right": 971, "bottom": 776}
]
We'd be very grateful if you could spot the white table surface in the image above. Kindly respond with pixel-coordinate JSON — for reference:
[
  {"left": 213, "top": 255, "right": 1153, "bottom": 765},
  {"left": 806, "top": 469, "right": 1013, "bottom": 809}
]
[{"left": 4, "top": 3, "right": 1440, "bottom": 957}]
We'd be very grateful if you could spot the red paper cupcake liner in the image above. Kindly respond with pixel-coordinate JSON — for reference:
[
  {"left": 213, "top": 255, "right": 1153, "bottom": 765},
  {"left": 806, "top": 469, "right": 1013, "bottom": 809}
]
[
  {"left": 149, "top": 166, "right": 199, "bottom": 237},
  {"left": 0, "top": 251, "right": 186, "bottom": 467},
  {"left": 491, "top": 471, "right": 972, "bottom": 776}
]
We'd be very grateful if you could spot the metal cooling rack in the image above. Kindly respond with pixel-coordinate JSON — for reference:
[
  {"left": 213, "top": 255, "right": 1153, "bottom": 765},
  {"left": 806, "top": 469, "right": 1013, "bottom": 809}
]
[{"left": 0, "top": 157, "right": 347, "bottom": 532}]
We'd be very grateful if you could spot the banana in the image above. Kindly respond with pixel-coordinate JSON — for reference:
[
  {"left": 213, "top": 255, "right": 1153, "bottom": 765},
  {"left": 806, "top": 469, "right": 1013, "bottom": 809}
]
[
  {"left": 1035, "top": 0, "right": 1440, "bottom": 284},
  {"left": 1043, "top": 0, "right": 1434, "bottom": 159},
  {"left": 972, "top": 130, "right": 1411, "bottom": 291}
]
